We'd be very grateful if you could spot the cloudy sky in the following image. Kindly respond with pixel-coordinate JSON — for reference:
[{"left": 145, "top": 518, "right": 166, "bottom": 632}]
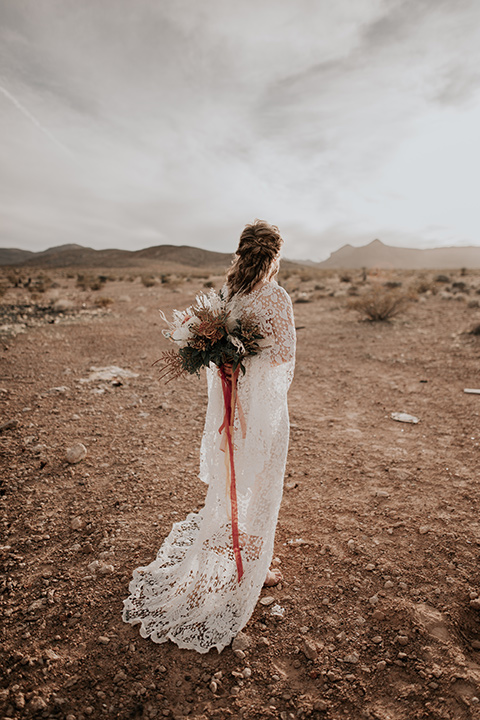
[{"left": 1, "top": 0, "right": 480, "bottom": 261}]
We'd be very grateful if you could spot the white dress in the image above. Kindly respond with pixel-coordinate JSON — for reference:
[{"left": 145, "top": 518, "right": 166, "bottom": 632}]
[{"left": 121, "top": 280, "right": 296, "bottom": 653}]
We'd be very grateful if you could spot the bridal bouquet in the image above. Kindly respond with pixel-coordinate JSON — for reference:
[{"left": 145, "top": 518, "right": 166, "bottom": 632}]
[{"left": 154, "top": 289, "right": 265, "bottom": 382}]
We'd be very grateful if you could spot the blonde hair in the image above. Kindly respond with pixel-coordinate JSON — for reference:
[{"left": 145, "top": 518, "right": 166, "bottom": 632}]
[{"left": 226, "top": 219, "right": 283, "bottom": 296}]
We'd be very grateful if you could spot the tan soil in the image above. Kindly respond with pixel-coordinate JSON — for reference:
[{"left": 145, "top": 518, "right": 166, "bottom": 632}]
[{"left": 1, "top": 269, "right": 480, "bottom": 720}]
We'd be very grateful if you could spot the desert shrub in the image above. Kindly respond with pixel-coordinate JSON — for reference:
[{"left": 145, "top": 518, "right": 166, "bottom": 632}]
[
  {"left": 76, "top": 273, "right": 106, "bottom": 291},
  {"left": 6, "top": 271, "right": 23, "bottom": 287},
  {"left": 435, "top": 274, "right": 450, "bottom": 283},
  {"left": 384, "top": 281, "right": 402, "bottom": 289},
  {"left": 141, "top": 275, "right": 156, "bottom": 288},
  {"left": 203, "top": 280, "right": 215, "bottom": 288},
  {"left": 413, "top": 280, "right": 436, "bottom": 294},
  {"left": 95, "top": 296, "right": 114, "bottom": 308},
  {"left": 469, "top": 323, "right": 480, "bottom": 336},
  {"left": 339, "top": 273, "right": 351, "bottom": 283},
  {"left": 348, "top": 286, "right": 415, "bottom": 321},
  {"left": 27, "top": 274, "right": 52, "bottom": 293},
  {"left": 0, "top": 282, "right": 8, "bottom": 297},
  {"left": 461, "top": 267, "right": 467, "bottom": 276}
]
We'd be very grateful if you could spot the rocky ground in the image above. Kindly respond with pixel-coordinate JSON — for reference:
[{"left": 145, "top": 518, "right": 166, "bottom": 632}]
[{"left": 1, "top": 267, "right": 480, "bottom": 720}]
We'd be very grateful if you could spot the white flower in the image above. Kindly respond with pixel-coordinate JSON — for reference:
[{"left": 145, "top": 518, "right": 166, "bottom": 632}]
[{"left": 228, "top": 335, "right": 245, "bottom": 354}]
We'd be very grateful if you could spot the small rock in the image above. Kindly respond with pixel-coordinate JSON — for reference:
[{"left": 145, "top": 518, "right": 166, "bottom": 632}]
[
  {"left": 232, "top": 631, "right": 251, "bottom": 652},
  {"left": 396, "top": 635, "right": 409, "bottom": 646},
  {"left": 14, "top": 693, "right": 25, "bottom": 709},
  {"left": 270, "top": 604, "right": 285, "bottom": 618},
  {"left": 372, "top": 610, "right": 385, "bottom": 621},
  {"left": 384, "top": 580, "right": 394, "bottom": 589},
  {"left": 65, "top": 442, "right": 87, "bottom": 464},
  {"left": 29, "top": 696, "right": 48, "bottom": 711},
  {"left": 471, "top": 640, "right": 480, "bottom": 650},
  {"left": 314, "top": 700, "right": 329, "bottom": 711},
  {"left": 28, "top": 598, "right": 47, "bottom": 612},
  {"left": 301, "top": 638, "right": 318, "bottom": 661},
  {"left": 376, "top": 660, "right": 387, "bottom": 670},
  {"left": 231, "top": 686, "right": 240, "bottom": 696},
  {"left": 209, "top": 680, "right": 218, "bottom": 693},
  {"left": 87, "top": 560, "right": 101, "bottom": 573},
  {"left": 419, "top": 526, "right": 430, "bottom": 535},
  {"left": 343, "top": 653, "right": 359, "bottom": 664},
  {"left": 371, "top": 636, "right": 383, "bottom": 644},
  {"left": 242, "top": 668, "right": 252, "bottom": 678},
  {"left": 98, "top": 563, "right": 114, "bottom": 575},
  {"left": 347, "top": 539, "right": 355, "bottom": 550},
  {"left": 260, "top": 596, "right": 275, "bottom": 606},
  {"left": 98, "top": 636, "right": 110, "bottom": 644},
  {"left": 0, "top": 419, "right": 18, "bottom": 432},
  {"left": 365, "top": 563, "right": 375, "bottom": 571},
  {"left": 71, "top": 516, "right": 85, "bottom": 530},
  {"left": 375, "top": 490, "right": 390, "bottom": 498},
  {"left": 470, "top": 598, "right": 480, "bottom": 610},
  {"left": 114, "top": 671, "right": 127, "bottom": 683},
  {"left": 391, "top": 412, "right": 419, "bottom": 424},
  {"left": 258, "top": 637, "right": 270, "bottom": 646},
  {"left": 369, "top": 594, "right": 379, "bottom": 605},
  {"left": 234, "top": 649, "right": 246, "bottom": 659}
]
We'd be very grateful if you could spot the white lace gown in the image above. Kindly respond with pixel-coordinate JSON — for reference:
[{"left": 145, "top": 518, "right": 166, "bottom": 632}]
[{"left": 121, "top": 280, "right": 296, "bottom": 653}]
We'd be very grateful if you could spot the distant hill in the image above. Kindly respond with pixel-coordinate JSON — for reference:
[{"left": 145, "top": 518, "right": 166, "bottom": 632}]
[
  {"left": 0, "top": 243, "right": 234, "bottom": 269},
  {"left": 318, "top": 239, "right": 480, "bottom": 269}
]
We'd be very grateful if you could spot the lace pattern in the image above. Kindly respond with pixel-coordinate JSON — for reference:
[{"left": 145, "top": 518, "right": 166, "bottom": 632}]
[{"left": 122, "top": 280, "right": 296, "bottom": 653}]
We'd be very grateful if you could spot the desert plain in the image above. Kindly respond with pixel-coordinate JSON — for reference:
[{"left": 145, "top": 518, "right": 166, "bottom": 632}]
[{"left": 1, "top": 263, "right": 480, "bottom": 720}]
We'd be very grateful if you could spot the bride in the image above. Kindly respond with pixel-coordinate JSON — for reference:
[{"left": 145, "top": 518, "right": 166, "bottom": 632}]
[{"left": 122, "top": 219, "right": 296, "bottom": 653}]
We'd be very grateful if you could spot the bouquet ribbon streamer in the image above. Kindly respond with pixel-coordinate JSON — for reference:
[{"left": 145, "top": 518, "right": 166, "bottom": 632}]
[{"left": 218, "top": 366, "right": 247, "bottom": 583}]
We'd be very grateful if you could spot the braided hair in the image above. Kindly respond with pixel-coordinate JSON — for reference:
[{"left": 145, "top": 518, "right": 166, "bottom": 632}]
[{"left": 226, "top": 219, "right": 283, "bottom": 297}]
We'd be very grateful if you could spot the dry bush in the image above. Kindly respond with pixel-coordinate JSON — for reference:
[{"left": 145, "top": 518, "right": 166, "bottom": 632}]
[
  {"left": 76, "top": 273, "right": 106, "bottom": 291},
  {"left": 348, "top": 286, "right": 415, "bottom": 321},
  {"left": 95, "top": 296, "right": 114, "bottom": 308},
  {"left": 339, "top": 273, "right": 351, "bottom": 283},
  {"left": 141, "top": 275, "right": 157, "bottom": 288},
  {"left": 27, "top": 274, "right": 52, "bottom": 293},
  {"left": 469, "top": 323, "right": 480, "bottom": 336},
  {"left": 0, "top": 282, "right": 8, "bottom": 297},
  {"left": 412, "top": 279, "right": 437, "bottom": 295}
]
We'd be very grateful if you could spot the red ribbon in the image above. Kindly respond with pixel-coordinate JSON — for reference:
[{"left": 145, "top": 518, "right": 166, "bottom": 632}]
[{"left": 218, "top": 366, "right": 244, "bottom": 583}]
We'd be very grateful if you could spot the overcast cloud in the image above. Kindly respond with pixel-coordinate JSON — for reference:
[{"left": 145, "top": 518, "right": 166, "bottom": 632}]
[{"left": 1, "top": 0, "right": 479, "bottom": 260}]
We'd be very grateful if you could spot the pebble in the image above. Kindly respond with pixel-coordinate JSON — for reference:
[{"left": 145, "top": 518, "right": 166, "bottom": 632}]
[
  {"left": 231, "top": 686, "right": 240, "bottom": 696},
  {"left": 300, "top": 626, "right": 309, "bottom": 634},
  {"left": 213, "top": 671, "right": 222, "bottom": 680},
  {"left": 71, "top": 516, "right": 85, "bottom": 530},
  {"left": 98, "top": 563, "right": 114, "bottom": 575},
  {"left": 470, "top": 598, "right": 480, "bottom": 610},
  {"left": 293, "top": 659, "right": 302, "bottom": 669},
  {"left": 29, "top": 696, "right": 48, "bottom": 711},
  {"left": 209, "top": 680, "right": 218, "bottom": 693},
  {"left": 98, "top": 636, "right": 110, "bottom": 644},
  {"left": 371, "top": 636, "right": 383, "bottom": 644},
  {"left": 234, "top": 649, "right": 246, "bottom": 659},
  {"left": 344, "top": 653, "right": 359, "bottom": 664},
  {"left": 384, "top": 580, "right": 394, "bottom": 589},
  {"left": 419, "top": 526, "right": 430, "bottom": 535},
  {"left": 114, "top": 671, "right": 127, "bottom": 683},
  {"left": 270, "top": 604, "right": 285, "bottom": 618},
  {"left": 375, "top": 490, "right": 390, "bottom": 498},
  {"left": 260, "top": 596, "right": 275, "bottom": 606},
  {"left": 365, "top": 563, "right": 375, "bottom": 571},
  {"left": 376, "top": 661, "right": 387, "bottom": 670},
  {"left": 242, "top": 668, "right": 252, "bottom": 678},
  {"left": 372, "top": 610, "right": 385, "bottom": 621},
  {"left": 369, "top": 594, "right": 379, "bottom": 605},
  {"left": 301, "top": 638, "right": 318, "bottom": 661},
  {"left": 347, "top": 539, "right": 355, "bottom": 550},
  {"left": 65, "top": 442, "right": 87, "bottom": 464},
  {"left": 258, "top": 637, "right": 270, "bottom": 646},
  {"left": 232, "top": 631, "right": 251, "bottom": 652},
  {"left": 396, "top": 635, "right": 409, "bottom": 646},
  {"left": 14, "top": 693, "right": 25, "bottom": 709},
  {"left": 471, "top": 640, "right": 480, "bottom": 650}
]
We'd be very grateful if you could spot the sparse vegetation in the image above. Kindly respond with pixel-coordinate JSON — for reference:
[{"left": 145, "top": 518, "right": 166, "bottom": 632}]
[
  {"left": 141, "top": 275, "right": 157, "bottom": 288},
  {"left": 95, "top": 296, "right": 114, "bottom": 308},
  {"left": 348, "top": 285, "right": 415, "bottom": 321},
  {"left": 469, "top": 323, "right": 480, "bottom": 336},
  {"left": 76, "top": 273, "right": 106, "bottom": 291}
]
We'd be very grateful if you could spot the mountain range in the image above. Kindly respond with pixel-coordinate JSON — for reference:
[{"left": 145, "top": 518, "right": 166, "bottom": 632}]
[
  {"left": 1, "top": 239, "right": 479, "bottom": 269},
  {"left": 317, "top": 239, "right": 480, "bottom": 269}
]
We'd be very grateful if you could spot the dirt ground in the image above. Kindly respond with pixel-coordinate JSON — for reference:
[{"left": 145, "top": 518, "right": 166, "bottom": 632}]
[{"left": 1, "top": 267, "right": 480, "bottom": 720}]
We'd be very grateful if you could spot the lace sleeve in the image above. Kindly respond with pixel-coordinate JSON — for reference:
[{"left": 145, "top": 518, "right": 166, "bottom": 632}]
[{"left": 260, "top": 284, "right": 296, "bottom": 366}]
